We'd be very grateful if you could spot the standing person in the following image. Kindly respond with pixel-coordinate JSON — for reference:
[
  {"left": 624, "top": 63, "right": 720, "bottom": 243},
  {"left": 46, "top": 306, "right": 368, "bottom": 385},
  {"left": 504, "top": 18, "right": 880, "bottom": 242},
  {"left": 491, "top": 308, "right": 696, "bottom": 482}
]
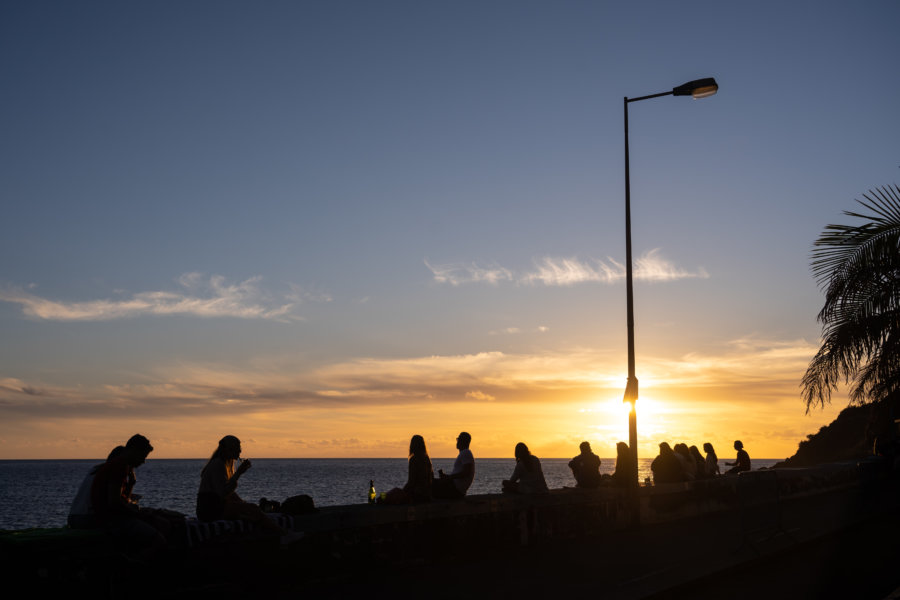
[
  {"left": 432, "top": 431, "right": 475, "bottom": 500},
  {"left": 703, "top": 442, "right": 720, "bottom": 476},
  {"left": 90, "top": 434, "right": 167, "bottom": 560},
  {"left": 725, "top": 440, "right": 751, "bottom": 474},
  {"left": 502, "top": 442, "right": 549, "bottom": 494},
  {"left": 568, "top": 441, "right": 602, "bottom": 488},
  {"left": 197, "top": 435, "right": 284, "bottom": 535}
]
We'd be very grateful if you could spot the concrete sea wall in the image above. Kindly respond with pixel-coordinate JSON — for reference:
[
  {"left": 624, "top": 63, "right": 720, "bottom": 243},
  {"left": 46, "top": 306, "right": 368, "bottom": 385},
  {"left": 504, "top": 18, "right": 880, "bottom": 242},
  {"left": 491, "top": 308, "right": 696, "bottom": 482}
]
[{"left": 1, "top": 458, "right": 896, "bottom": 598}]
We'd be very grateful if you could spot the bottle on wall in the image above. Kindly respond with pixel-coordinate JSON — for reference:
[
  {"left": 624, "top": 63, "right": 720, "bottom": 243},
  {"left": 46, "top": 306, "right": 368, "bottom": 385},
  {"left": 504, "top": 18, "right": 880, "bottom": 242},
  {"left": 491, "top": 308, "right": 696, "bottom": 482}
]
[{"left": 368, "top": 480, "right": 376, "bottom": 504}]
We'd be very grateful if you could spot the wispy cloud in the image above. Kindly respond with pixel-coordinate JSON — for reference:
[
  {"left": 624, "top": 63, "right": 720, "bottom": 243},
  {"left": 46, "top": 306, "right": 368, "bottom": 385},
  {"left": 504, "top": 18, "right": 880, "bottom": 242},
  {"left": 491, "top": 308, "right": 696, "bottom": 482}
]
[
  {"left": 0, "top": 350, "right": 614, "bottom": 419},
  {"left": 489, "top": 326, "right": 550, "bottom": 335},
  {"left": 0, "top": 338, "right": 820, "bottom": 420},
  {"left": 0, "top": 338, "right": 839, "bottom": 459},
  {"left": 644, "top": 337, "right": 819, "bottom": 390},
  {"left": 286, "top": 438, "right": 392, "bottom": 451},
  {"left": 522, "top": 256, "right": 623, "bottom": 285},
  {"left": 0, "top": 274, "right": 327, "bottom": 322},
  {"left": 491, "top": 327, "right": 521, "bottom": 335},
  {"left": 424, "top": 260, "right": 513, "bottom": 286},
  {"left": 426, "top": 249, "right": 708, "bottom": 287}
]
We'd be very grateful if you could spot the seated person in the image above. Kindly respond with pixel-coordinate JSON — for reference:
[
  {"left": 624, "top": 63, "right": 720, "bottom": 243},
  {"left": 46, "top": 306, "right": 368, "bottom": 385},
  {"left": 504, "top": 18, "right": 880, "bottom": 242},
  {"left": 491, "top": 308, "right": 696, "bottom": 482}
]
[
  {"left": 502, "top": 442, "right": 549, "bottom": 494},
  {"left": 650, "top": 442, "right": 684, "bottom": 484},
  {"left": 704, "top": 442, "right": 720, "bottom": 476},
  {"left": 403, "top": 435, "right": 433, "bottom": 502},
  {"left": 689, "top": 445, "right": 708, "bottom": 479},
  {"left": 611, "top": 441, "right": 634, "bottom": 487},
  {"left": 197, "top": 435, "right": 284, "bottom": 535},
  {"left": 69, "top": 445, "right": 128, "bottom": 529},
  {"left": 725, "top": 440, "right": 751, "bottom": 474},
  {"left": 673, "top": 443, "right": 696, "bottom": 481},
  {"left": 568, "top": 441, "right": 602, "bottom": 488},
  {"left": 90, "top": 434, "right": 168, "bottom": 561},
  {"left": 432, "top": 431, "right": 475, "bottom": 499},
  {"left": 383, "top": 435, "right": 434, "bottom": 504}
]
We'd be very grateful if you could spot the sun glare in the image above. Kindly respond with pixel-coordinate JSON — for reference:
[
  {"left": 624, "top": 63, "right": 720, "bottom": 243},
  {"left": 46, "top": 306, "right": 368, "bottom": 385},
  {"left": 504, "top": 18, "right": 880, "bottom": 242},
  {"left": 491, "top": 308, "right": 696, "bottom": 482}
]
[
  {"left": 636, "top": 395, "right": 659, "bottom": 416},
  {"left": 596, "top": 395, "right": 659, "bottom": 418}
]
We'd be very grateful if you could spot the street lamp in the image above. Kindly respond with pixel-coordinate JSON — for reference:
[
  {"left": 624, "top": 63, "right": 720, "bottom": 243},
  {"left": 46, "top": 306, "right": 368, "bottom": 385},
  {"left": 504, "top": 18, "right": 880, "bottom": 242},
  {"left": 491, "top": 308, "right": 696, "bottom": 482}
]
[{"left": 623, "top": 77, "right": 718, "bottom": 522}]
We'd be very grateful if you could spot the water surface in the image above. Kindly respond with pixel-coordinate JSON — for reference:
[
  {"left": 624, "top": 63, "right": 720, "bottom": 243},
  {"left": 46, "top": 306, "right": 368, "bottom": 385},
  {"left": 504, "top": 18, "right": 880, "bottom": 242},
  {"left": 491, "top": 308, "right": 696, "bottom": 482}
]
[{"left": 0, "top": 457, "right": 780, "bottom": 530}]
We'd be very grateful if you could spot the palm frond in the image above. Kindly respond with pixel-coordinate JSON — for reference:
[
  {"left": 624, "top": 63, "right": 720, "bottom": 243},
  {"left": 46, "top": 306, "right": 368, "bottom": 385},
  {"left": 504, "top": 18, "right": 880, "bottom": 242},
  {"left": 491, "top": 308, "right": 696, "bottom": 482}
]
[{"left": 802, "top": 184, "right": 900, "bottom": 410}]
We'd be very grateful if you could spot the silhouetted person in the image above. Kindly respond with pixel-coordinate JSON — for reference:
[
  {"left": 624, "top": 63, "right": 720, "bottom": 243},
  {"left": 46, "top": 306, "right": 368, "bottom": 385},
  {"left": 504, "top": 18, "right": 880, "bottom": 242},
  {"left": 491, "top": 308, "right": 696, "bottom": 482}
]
[
  {"left": 651, "top": 442, "right": 684, "bottom": 484},
  {"left": 673, "top": 443, "right": 696, "bottom": 481},
  {"left": 568, "top": 441, "right": 602, "bottom": 488},
  {"left": 197, "top": 435, "right": 285, "bottom": 535},
  {"left": 405, "top": 435, "right": 434, "bottom": 501},
  {"left": 90, "top": 434, "right": 167, "bottom": 561},
  {"left": 502, "top": 442, "right": 548, "bottom": 494},
  {"left": 689, "top": 445, "right": 707, "bottom": 479},
  {"left": 384, "top": 434, "right": 434, "bottom": 503},
  {"left": 612, "top": 441, "right": 634, "bottom": 487},
  {"left": 725, "top": 440, "right": 751, "bottom": 474},
  {"left": 432, "top": 431, "right": 475, "bottom": 499},
  {"left": 703, "top": 442, "right": 720, "bottom": 476},
  {"left": 69, "top": 445, "right": 126, "bottom": 529}
]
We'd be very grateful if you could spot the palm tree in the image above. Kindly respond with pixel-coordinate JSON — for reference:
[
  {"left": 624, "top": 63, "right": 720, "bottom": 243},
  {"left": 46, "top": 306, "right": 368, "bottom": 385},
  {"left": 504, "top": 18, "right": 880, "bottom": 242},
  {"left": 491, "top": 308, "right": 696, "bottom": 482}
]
[{"left": 802, "top": 184, "right": 900, "bottom": 412}]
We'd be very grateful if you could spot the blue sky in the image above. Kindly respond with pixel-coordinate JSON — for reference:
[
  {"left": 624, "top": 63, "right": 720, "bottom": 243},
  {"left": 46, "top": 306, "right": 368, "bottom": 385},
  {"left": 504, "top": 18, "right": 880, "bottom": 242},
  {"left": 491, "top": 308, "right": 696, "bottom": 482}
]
[{"left": 1, "top": 1, "right": 898, "bottom": 459}]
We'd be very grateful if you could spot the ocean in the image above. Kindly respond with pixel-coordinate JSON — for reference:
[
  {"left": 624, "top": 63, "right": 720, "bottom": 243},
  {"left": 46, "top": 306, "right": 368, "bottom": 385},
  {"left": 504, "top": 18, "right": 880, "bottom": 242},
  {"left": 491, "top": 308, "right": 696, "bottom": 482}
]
[{"left": 0, "top": 457, "right": 781, "bottom": 530}]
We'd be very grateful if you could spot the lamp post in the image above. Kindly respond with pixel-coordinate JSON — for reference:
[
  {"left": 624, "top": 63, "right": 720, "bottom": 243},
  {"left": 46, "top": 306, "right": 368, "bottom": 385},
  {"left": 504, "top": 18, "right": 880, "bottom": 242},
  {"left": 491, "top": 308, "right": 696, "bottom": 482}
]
[{"left": 623, "top": 77, "right": 718, "bottom": 524}]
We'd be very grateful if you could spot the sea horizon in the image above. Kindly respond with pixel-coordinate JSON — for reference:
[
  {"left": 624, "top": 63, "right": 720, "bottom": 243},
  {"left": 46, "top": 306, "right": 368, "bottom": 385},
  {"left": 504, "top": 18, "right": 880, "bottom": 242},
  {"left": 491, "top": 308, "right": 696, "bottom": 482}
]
[
  {"left": 1, "top": 457, "right": 784, "bottom": 530},
  {"left": 0, "top": 456, "right": 788, "bottom": 461}
]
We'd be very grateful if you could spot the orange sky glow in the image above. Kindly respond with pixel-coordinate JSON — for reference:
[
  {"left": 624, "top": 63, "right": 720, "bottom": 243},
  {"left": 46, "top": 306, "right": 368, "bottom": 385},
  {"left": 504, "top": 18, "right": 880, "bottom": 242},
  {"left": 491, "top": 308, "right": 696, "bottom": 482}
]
[{"left": 0, "top": 337, "right": 845, "bottom": 460}]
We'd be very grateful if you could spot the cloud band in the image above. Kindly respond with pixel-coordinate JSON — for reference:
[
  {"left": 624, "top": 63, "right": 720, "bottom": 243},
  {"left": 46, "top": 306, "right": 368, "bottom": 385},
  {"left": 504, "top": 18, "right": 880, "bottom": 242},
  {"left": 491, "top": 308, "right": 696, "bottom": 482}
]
[
  {"left": 0, "top": 273, "right": 327, "bottom": 322},
  {"left": 426, "top": 249, "right": 708, "bottom": 287}
]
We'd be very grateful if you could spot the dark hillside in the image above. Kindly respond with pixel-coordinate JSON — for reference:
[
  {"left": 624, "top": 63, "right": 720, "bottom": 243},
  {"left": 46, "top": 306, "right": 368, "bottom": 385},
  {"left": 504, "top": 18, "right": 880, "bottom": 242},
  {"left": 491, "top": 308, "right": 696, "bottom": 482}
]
[{"left": 775, "top": 400, "right": 898, "bottom": 468}]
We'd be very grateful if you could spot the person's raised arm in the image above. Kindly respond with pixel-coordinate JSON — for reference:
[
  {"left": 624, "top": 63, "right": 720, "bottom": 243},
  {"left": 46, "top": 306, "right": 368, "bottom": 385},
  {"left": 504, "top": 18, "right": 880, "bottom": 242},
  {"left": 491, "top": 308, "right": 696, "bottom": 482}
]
[{"left": 224, "top": 459, "right": 250, "bottom": 493}]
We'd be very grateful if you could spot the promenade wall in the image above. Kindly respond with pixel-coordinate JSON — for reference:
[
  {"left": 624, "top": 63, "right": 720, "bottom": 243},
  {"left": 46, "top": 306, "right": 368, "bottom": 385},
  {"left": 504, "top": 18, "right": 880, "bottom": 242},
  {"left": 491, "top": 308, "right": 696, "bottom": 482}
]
[
  {"left": 287, "top": 457, "right": 886, "bottom": 561},
  {"left": 1, "top": 457, "right": 895, "bottom": 597}
]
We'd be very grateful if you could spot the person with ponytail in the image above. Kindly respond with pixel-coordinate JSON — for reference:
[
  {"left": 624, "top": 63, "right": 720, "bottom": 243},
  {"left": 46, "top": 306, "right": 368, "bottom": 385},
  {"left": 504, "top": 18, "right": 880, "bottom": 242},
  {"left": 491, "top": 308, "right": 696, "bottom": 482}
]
[{"left": 196, "top": 435, "right": 283, "bottom": 534}]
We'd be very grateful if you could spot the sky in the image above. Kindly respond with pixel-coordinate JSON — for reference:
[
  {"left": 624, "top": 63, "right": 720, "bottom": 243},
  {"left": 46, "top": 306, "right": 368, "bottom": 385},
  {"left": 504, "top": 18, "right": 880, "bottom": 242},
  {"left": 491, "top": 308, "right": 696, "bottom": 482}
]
[{"left": 1, "top": 1, "right": 898, "bottom": 460}]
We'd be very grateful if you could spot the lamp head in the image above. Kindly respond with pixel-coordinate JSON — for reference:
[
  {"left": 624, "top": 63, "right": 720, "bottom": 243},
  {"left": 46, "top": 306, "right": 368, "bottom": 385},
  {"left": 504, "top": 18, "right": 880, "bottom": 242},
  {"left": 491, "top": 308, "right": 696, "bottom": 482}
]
[{"left": 672, "top": 77, "right": 718, "bottom": 99}]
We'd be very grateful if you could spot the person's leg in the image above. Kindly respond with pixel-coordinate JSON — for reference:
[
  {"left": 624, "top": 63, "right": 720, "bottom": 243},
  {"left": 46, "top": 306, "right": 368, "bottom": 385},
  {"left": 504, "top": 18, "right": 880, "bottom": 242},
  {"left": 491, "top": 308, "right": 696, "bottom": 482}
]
[
  {"left": 225, "top": 500, "right": 285, "bottom": 534},
  {"left": 107, "top": 515, "right": 167, "bottom": 563},
  {"left": 197, "top": 492, "right": 225, "bottom": 522},
  {"left": 67, "top": 514, "right": 97, "bottom": 529},
  {"left": 432, "top": 477, "right": 462, "bottom": 499},
  {"left": 138, "top": 508, "right": 172, "bottom": 541}
]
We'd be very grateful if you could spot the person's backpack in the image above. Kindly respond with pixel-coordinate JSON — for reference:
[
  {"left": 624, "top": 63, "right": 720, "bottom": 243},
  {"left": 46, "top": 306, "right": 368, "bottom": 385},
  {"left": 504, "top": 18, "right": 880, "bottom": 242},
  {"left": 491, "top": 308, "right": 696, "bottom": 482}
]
[{"left": 281, "top": 494, "right": 316, "bottom": 515}]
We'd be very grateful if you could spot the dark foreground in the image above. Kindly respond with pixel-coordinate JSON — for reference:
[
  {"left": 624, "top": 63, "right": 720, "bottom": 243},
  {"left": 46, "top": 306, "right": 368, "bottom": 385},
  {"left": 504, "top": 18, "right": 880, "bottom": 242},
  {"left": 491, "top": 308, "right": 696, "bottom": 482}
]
[{"left": 2, "top": 460, "right": 898, "bottom": 599}]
